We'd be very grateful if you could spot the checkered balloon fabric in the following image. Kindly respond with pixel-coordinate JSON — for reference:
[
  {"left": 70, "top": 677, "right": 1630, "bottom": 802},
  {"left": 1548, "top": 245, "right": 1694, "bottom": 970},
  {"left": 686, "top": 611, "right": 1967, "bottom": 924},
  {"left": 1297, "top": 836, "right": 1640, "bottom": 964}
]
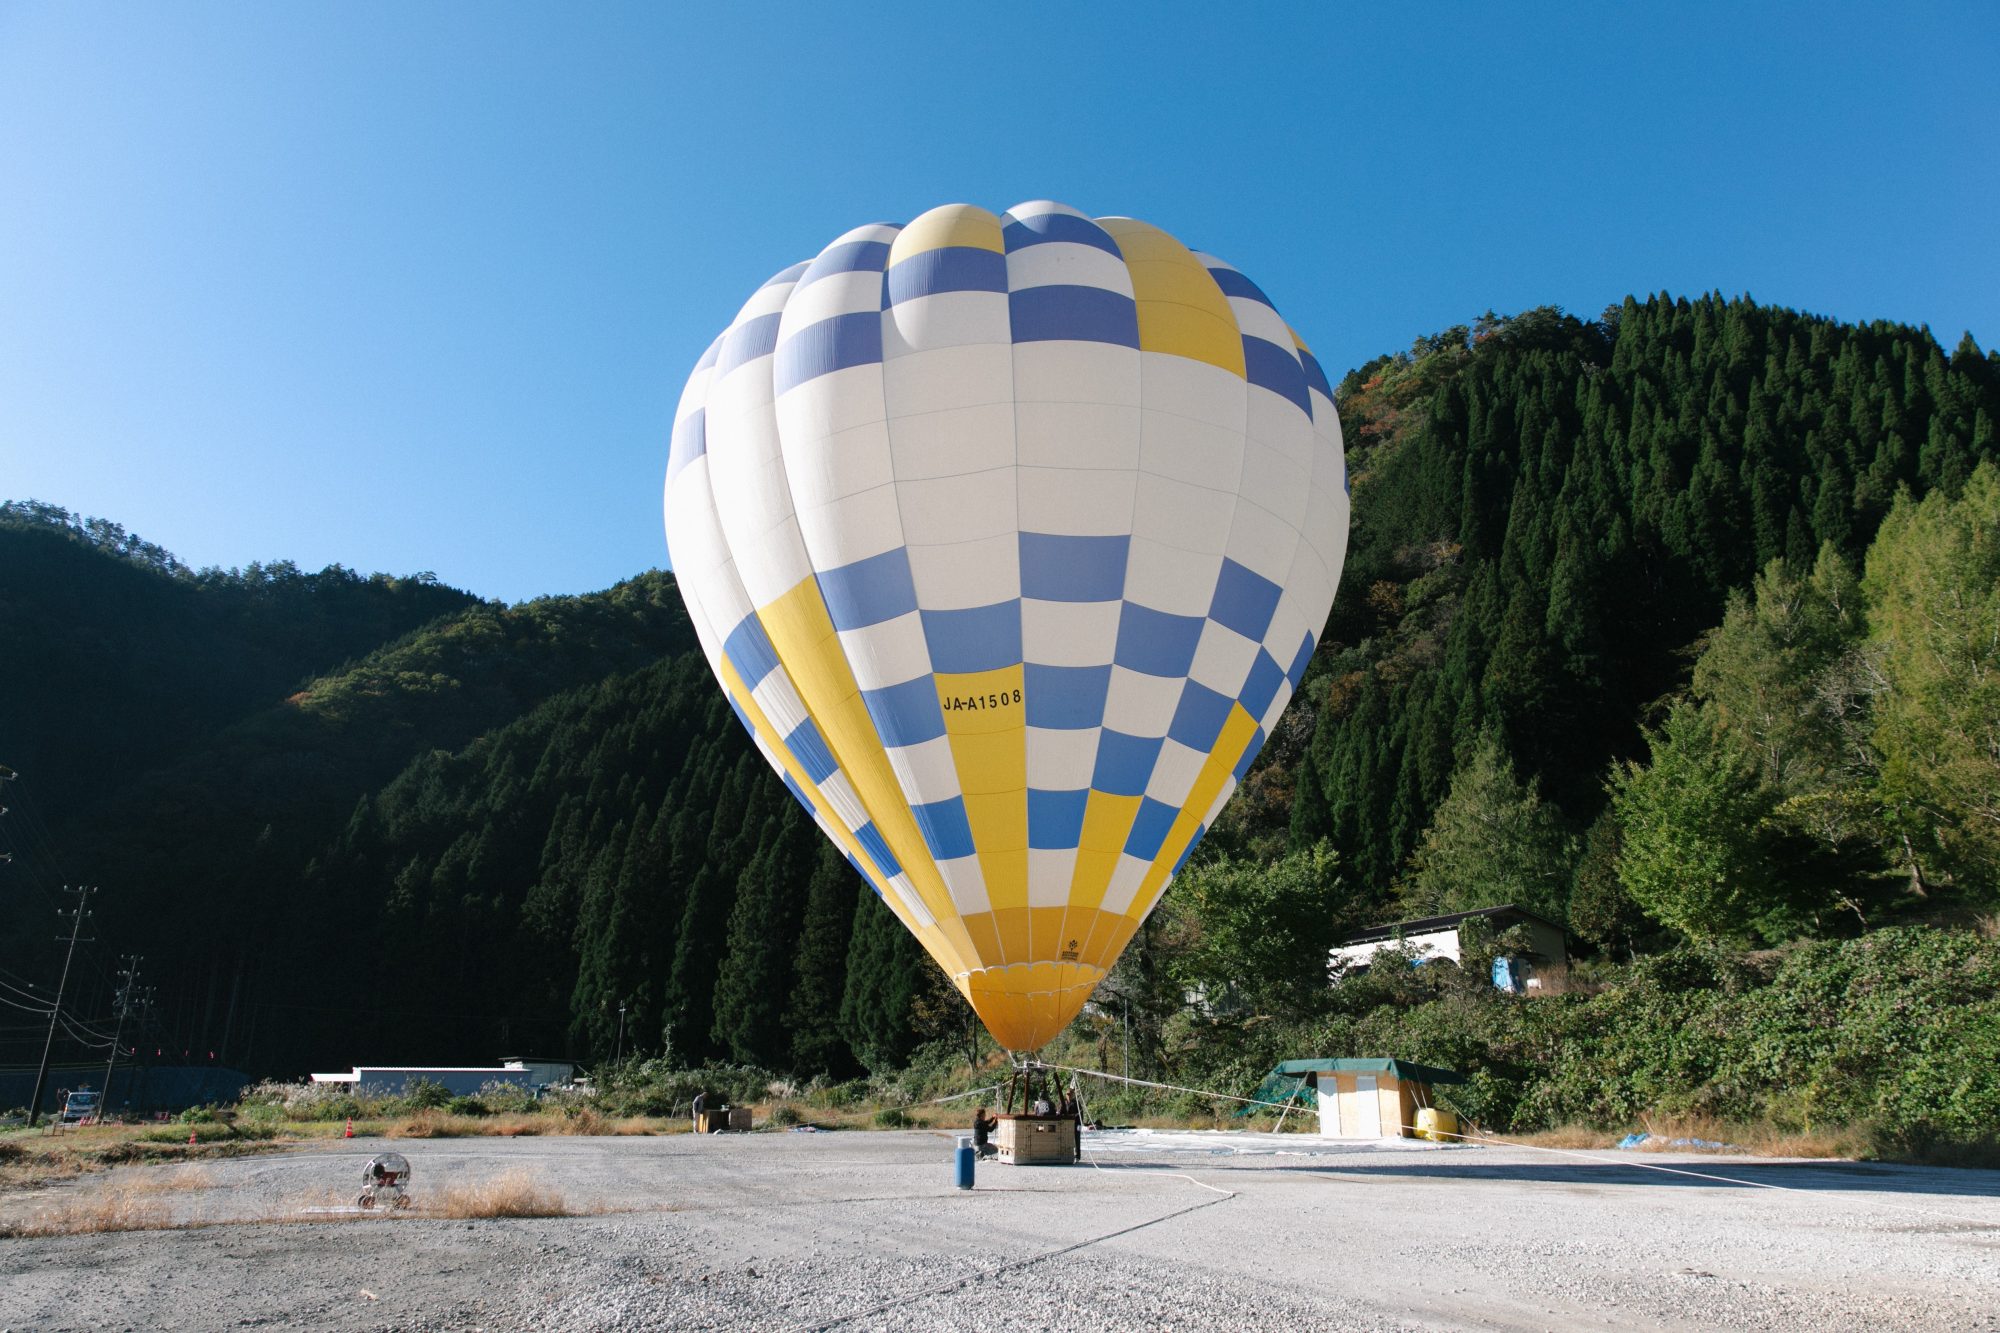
[{"left": 664, "top": 201, "right": 1349, "bottom": 1052}]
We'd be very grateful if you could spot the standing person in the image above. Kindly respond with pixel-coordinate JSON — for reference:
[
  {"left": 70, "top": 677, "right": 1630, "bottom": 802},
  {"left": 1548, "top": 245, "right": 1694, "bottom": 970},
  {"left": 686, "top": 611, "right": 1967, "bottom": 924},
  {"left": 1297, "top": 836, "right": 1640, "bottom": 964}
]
[
  {"left": 971, "top": 1105, "right": 997, "bottom": 1159},
  {"left": 690, "top": 1088, "right": 707, "bottom": 1133},
  {"left": 1060, "top": 1084, "right": 1082, "bottom": 1162}
]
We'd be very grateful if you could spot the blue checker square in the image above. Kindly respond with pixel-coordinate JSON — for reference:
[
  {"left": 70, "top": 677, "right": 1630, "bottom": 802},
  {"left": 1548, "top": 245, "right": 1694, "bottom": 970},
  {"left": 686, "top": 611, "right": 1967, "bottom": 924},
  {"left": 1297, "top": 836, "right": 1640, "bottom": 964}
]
[
  {"left": 1167, "top": 680, "right": 1233, "bottom": 753},
  {"left": 844, "top": 851, "right": 885, "bottom": 899},
  {"left": 774, "top": 310, "right": 885, "bottom": 395},
  {"left": 818, "top": 547, "right": 918, "bottom": 631},
  {"left": 1242, "top": 335, "right": 1311, "bottom": 416},
  {"left": 1124, "top": 797, "right": 1179, "bottom": 861},
  {"left": 912, "top": 797, "right": 977, "bottom": 861},
  {"left": 779, "top": 771, "right": 814, "bottom": 814},
  {"left": 762, "top": 260, "right": 810, "bottom": 289},
  {"left": 860, "top": 676, "right": 946, "bottom": 748},
  {"left": 1028, "top": 789, "right": 1089, "bottom": 848},
  {"left": 1113, "top": 603, "right": 1204, "bottom": 678},
  {"left": 854, "top": 821, "right": 902, "bottom": 881},
  {"left": 1209, "top": 559, "right": 1284, "bottom": 643},
  {"left": 1298, "top": 346, "right": 1332, "bottom": 401},
  {"left": 1024, "top": 663, "right": 1110, "bottom": 730},
  {"left": 887, "top": 246, "right": 1006, "bottom": 305},
  {"left": 1002, "top": 212, "right": 1122, "bottom": 255},
  {"left": 717, "top": 311, "right": 783, "bottom": 376},
  {"left": 1287, "top": 631, "right": 1316, "bottom": 690},
  {"left": 1007, "top": 285, "right": 1140, "bottom": 349},
  {"left": 784, "top": 717, "right": 838, "bottom": 785},
  {"left": 724, "top": 613, "right": 781, "bottom": 688},
  {"left": 921, "top": 601, "right": 1021, "bottom": 674},
  {"left": 667, "top": 408, "right": 705, "bottom": 479},
  {"left": 801, "top": 239, "right": 889, "bottom": 285},
  {"left": 1092, "top": 730, "right": 1164, "bottom": 797},
  {"left": 1207, "top": 266, "right": 1277, "bottom": 310},
  {"left": 1238, "top": 648, "right": 1286, "bottom": 719},
  {"left": 1019, "top": 532, "right": 1129, "bottom": 602}
]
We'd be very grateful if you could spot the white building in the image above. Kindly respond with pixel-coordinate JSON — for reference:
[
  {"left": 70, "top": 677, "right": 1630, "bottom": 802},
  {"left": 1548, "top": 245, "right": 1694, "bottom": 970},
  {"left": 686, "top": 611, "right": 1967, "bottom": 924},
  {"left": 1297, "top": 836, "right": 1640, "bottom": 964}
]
[
  {"left": 1328, "top": 904, "right": 1570, "bottom": 990},
  {"left": 309, "top": 1065, "right": 534, "bottom": 1097}
]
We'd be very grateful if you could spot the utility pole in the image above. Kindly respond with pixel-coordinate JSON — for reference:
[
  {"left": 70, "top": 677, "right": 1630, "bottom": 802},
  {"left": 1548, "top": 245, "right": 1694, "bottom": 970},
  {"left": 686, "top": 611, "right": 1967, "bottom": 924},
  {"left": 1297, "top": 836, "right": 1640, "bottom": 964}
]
[
  {"left": 28, "top": 885, "right": 95, "bottom": 1128},
  {"left": 0, "top": 762, "right": 13, "bottom": 866},
  {"left": 99, "top": 955, "right": 142, "bottom": 1121},
  {"left": 613, "top": 1002, "right": 629, "bottom": 1065},
  {"left": 134, "top": 985, "right": 158, "bottom": 1118}
]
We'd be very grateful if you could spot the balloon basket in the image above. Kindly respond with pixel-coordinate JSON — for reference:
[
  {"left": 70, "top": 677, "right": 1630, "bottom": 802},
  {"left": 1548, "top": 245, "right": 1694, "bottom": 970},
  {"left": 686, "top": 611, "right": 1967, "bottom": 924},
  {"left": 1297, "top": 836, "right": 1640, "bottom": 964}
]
[{"left": 993, "top": 1059, "right": 1081, "bottom": 1166}]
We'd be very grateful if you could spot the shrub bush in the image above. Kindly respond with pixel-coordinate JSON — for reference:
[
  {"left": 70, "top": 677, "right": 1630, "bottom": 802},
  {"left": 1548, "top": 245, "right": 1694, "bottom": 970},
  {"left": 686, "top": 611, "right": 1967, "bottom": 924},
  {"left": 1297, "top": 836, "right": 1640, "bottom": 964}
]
[
  {"left": 401, "top": 1077, "right": 451, "bottom": 1111},
  {"left": 588, "top": 1060, "right": 775, "bottom": 1118},
  {"left": 1152, "top": 927, "right": 2000, "bottom": 1161}
]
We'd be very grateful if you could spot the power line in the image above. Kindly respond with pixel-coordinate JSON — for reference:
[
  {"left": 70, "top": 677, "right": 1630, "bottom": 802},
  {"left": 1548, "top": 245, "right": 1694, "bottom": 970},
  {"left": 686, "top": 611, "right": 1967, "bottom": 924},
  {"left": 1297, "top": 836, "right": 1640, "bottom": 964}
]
[
  {"left": 99, "top": 956, "right": 142, "bottom": 1113},
  {"left": 57, "top": 1014, "right": 114, "bottom": 1049},
  {"left": 0, "top": 771, "right": 127, "bottom": 1020},
  {"left": 27, "top": 885, "right": 95, "bottom": 1127},
  {"left": 0, "top": 970, "right": 54, "bottom": 1003}
]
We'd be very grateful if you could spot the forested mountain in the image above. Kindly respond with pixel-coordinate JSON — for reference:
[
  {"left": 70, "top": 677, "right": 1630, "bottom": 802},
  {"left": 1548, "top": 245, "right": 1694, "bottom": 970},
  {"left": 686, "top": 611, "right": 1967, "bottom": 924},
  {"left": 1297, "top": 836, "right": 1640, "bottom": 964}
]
[
  {"left": 0, "top": 505, "right": 478, "bottom": 817},
  {"left": 5, "top": 294, "right": 1995, "bottom": 1087},
  {"left": 1271, "top": 299, "right": 1996, "bottom": 888}
]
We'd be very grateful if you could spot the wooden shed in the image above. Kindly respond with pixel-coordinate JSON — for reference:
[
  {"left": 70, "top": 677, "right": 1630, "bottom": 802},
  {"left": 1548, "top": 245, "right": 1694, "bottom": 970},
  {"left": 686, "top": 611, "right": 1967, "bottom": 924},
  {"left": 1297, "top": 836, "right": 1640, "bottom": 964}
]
[{"left": 1273, "top": 1058, "right": 1464, "bottom": 1140}]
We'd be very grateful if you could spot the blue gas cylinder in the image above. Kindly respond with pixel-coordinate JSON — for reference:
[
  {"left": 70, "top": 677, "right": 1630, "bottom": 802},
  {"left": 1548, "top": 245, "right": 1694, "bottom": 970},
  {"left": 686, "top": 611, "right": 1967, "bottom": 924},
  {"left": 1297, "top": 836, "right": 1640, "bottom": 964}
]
[{"left": 954, "top": 1136, "right": 975, "bottom": 1190}]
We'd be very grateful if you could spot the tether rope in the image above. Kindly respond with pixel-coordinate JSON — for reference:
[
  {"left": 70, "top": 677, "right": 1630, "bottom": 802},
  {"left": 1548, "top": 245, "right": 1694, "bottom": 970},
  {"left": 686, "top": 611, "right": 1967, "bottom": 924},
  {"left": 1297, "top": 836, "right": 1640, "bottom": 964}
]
[
  {"left": 790, "top": 1169, "right": 1233, "bottom": 1332},
  {"left": 1040, "top": 1062, "right": 2000, "bottom": 1229}
]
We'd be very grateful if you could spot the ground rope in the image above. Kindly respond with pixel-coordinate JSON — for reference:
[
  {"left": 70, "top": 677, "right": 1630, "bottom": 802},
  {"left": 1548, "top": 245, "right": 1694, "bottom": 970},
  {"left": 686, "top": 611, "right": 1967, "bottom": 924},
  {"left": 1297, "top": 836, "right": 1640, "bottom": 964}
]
[{"left": 1042, "top": 1062, "right": 1999, "bottom": 1229}]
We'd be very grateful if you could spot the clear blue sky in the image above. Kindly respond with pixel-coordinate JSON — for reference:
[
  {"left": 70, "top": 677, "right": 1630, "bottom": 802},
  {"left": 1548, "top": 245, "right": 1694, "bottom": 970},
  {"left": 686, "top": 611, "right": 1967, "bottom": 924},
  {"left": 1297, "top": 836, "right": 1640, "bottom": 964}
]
[{"left": 4, "top": 3, "right": 1994, "bottom": 603}]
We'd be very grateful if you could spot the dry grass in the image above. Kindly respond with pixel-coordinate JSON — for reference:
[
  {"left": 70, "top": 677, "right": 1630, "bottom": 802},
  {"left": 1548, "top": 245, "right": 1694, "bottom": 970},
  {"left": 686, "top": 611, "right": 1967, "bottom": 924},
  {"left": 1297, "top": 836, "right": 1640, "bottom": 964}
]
[
  {"left": 1632, "top": 1112, "right": 1867, "bottom": 1159},
  {"left": 383, "top": 1111, "right": 480, "bottom": 1139},
  {"left": 2, "top": 1188, "right": 174, "bottom": 1236},
  {"left": 563, "top": 1108, "right": 614, "bottom": 1137},
  {"left": 0, "top": 1167, "right": 212, "bottom": 1237},
  {"left": 112, "top": 1164, "right": 215, "bottom": 1195},
  {"left": 1499, "top": 1125, "right": 1622, "bottom": 1150},
  {"left": 1, "top": 1162, "right": 576, "bottom": 1236},
  {"left": 381, "top": 1109, "right": 661, "bottom": 1139},
  {"left": 417, "top": 1169, "right": 570, "bottom": 1219},
  {"left": 1499, "top": 1116, "right": 1867, "bottom": 1159}
]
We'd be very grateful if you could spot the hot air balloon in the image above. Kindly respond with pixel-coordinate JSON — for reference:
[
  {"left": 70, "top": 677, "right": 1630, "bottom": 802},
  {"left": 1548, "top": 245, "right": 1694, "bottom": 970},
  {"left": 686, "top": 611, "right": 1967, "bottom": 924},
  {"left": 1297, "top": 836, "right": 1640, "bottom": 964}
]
[{"left": 664, "top": 201, "right": 1347, "bottom": 1054}]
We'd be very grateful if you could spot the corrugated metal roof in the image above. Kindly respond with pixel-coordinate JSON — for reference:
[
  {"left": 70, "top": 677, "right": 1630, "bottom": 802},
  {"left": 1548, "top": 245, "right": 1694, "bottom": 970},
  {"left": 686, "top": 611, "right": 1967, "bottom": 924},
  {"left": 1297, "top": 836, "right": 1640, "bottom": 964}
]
[
  {"left": 1273, "top": 1058, "right": 1465, "bottom": 1085},
  {"left": 1340, "top": 903, "right": 1567, "bottom": 947}
]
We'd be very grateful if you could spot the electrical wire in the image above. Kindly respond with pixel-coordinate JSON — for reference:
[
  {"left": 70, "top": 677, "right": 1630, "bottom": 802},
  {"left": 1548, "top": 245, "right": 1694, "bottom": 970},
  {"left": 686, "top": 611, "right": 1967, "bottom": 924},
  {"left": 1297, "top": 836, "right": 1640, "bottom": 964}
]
[{"left": 0, "top": 973, "right": 55, "bottom": 1004}]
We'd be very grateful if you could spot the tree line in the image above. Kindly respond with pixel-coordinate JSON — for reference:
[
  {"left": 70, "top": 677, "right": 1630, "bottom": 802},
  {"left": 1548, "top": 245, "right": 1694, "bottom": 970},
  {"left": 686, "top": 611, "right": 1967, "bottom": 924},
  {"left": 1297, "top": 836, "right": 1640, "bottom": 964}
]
[{"left": 4, "top": 292, "right": 1994, "bottom": 1086}]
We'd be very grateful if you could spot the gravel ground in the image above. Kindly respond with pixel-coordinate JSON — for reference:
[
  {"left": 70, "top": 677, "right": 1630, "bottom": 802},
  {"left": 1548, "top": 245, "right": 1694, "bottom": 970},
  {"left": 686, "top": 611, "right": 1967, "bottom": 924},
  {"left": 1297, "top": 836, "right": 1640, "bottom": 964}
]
[{"left": 3, "top": 1129, "right": 1997, "bottom": 1331}]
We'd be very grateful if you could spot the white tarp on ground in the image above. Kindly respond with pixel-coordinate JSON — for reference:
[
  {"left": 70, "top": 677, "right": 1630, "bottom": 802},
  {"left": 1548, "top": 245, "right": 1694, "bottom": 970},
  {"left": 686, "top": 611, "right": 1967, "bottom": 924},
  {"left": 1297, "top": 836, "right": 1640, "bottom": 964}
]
[{"left": 1081, "top": 1127, "right": 1468, "bottom": 1158}]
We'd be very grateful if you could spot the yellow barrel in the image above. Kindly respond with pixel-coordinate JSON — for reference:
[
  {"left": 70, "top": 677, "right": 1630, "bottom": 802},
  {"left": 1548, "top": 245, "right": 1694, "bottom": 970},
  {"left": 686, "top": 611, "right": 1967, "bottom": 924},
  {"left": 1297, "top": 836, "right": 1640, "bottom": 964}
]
[{"left": 1416, "top": 1107, "right": 1458, "bottom": 1142}]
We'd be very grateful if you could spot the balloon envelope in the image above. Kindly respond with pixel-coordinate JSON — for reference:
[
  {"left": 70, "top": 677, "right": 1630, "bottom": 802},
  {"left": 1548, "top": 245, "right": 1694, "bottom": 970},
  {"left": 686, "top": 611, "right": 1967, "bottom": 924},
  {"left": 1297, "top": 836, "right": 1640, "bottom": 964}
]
[{"left": 664, "top": 201, "right": 1347, "bottom": 1051}]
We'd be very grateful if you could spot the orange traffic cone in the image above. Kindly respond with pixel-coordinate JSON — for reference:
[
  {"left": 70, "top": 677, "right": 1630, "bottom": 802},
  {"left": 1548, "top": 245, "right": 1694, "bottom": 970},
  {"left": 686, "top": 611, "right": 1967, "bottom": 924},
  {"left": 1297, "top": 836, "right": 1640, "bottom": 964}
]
[{"left": 344, "top": 1118, "right": 354, "bottom": 1139}]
